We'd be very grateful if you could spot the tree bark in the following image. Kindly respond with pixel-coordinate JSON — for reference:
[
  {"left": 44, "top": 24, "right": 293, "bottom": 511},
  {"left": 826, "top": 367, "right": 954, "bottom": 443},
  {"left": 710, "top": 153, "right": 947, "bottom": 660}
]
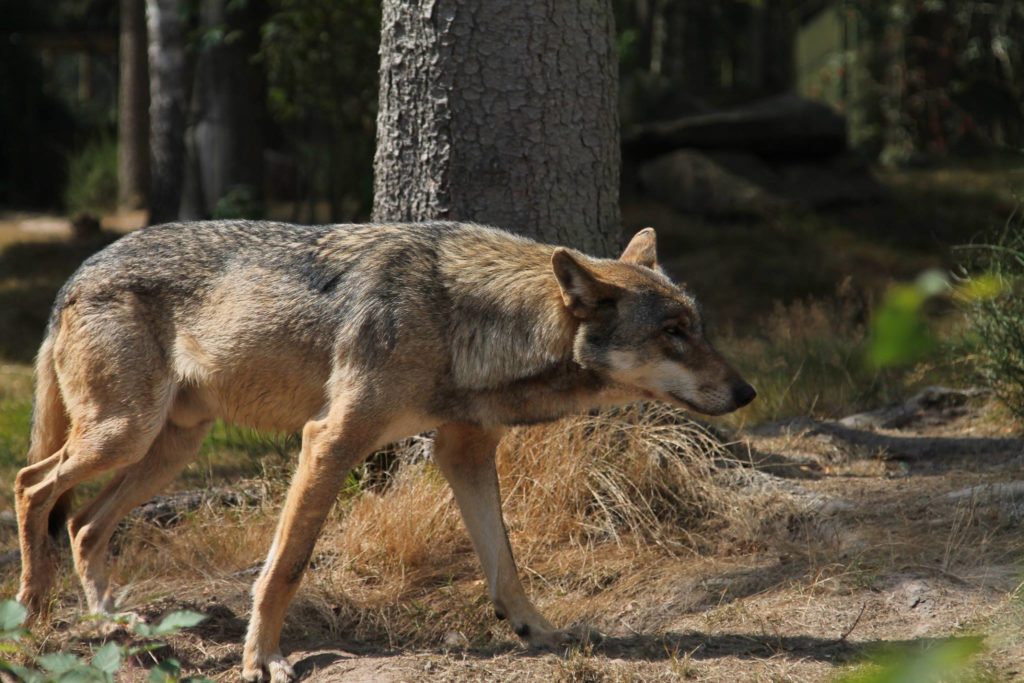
[
  {"left": 145, "top": 0, "right": 187, "bottom": 224},
  {"left": 118, "top": 0, "right": 150, "bottom": 210},
  {"left": 180, "top": 0, "right": 266, "bottom": 219},
  {"left": 373, "top": 0, "right": 620, "bottom": 256}
]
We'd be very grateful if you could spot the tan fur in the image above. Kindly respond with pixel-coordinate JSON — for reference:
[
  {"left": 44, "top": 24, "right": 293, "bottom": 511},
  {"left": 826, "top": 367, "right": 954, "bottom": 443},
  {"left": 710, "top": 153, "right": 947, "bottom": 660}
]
[{"left": 13, "top": 221, "right": 754, "bottom": 682}]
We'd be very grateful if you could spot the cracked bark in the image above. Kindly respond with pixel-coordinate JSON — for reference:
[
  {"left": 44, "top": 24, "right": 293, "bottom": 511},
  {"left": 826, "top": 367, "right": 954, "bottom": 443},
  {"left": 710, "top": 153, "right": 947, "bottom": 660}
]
[
  {"left": 145, "top": 0, "right": 188, "bottom": 224},
  {"left": 118, "top": 0, "right": 150, "bottom": 210},
  {"left": 373, "top": 0, "right": 620, "bottom": 256}
]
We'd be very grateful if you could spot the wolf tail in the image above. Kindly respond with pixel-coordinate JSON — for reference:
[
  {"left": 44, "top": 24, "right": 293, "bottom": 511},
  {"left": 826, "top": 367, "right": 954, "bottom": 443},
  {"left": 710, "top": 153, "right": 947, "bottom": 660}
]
[{"left": 27, "top": 334, "right": 72, "bottom": 541}]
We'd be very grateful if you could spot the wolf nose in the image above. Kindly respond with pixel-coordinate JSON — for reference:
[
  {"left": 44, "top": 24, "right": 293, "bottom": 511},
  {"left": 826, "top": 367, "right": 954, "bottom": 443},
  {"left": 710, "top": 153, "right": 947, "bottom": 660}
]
[{"left": 732, "top": 382, "right": 757, "bottom": 408}]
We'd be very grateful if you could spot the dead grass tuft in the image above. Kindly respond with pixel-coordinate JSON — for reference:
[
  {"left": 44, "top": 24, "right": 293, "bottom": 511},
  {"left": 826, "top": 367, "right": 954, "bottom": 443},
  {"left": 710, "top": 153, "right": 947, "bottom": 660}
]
[{"left": 297, "top": 404, "right": 761, "bottom": 646}]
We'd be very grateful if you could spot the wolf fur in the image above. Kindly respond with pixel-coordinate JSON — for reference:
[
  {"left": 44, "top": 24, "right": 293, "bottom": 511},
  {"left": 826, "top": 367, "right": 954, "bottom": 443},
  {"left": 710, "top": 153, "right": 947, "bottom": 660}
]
[{"left": 14, "top": 220, "right": 754, "bottom": 682}]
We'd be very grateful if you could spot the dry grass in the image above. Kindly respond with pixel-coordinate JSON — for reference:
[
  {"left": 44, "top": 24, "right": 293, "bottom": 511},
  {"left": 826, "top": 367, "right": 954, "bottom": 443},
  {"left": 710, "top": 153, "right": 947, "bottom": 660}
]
[{"left": 302, "top": 405, "right": 760, "bottom": 647}]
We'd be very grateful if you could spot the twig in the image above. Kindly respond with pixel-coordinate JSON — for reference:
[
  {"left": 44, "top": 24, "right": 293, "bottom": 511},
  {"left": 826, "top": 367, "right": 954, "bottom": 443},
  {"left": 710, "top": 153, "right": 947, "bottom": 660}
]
[{"left": 838, "top": 602, "right": 867, "bottom": 643}]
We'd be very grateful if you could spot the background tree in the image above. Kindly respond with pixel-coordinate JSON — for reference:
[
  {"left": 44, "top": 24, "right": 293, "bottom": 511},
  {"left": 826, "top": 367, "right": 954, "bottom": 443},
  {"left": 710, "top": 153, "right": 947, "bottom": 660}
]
[
  {"left": 180, "top": 0, "right": 267, "bottom": 219},
  {"left": 117, "top": 0, "right": 149, "bottom": 210},
  {"left": 145, "top": 0, "right": 187, "bottom": 223},
  {"left": 260, "top": 0, "right": 379, "bottom": 221},
  {"left": 372, "top": 0, "right": 621, "bottom": 256}
]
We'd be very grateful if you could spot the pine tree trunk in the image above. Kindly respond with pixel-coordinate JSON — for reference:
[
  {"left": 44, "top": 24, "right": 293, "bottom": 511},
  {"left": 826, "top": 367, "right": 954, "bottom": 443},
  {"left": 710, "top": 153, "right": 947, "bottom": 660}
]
[
  {"left": 145, "top": 0, "right": 187, "bottom": 224},
  {"left": 373, "top": 0, "right": 620, "bottom": 256},
  {"left": 118, "top": 0, "right": 150, "bottom": 210}
]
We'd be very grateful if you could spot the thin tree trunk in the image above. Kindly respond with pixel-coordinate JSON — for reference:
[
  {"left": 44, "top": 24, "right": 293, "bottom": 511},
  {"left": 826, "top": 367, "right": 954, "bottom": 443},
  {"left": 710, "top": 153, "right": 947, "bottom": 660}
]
[
  {"left": 145, "top": 0, "right": 187, "bottom": 224},
  {"left": 118, "top": 0, "right": 150, "bottom": 210},
  {"left": 181, "top": 0, "right": 265, "bottom": 219},
  {"left": 373, "top": 0, "right": 620, "bottom": 256}
]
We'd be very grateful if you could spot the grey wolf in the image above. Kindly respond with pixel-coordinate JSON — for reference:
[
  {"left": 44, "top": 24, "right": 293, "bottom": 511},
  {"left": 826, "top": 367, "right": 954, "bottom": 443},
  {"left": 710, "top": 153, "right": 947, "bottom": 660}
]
[{"left": 13, "top": 220, "right": 755, "bottom": 682}]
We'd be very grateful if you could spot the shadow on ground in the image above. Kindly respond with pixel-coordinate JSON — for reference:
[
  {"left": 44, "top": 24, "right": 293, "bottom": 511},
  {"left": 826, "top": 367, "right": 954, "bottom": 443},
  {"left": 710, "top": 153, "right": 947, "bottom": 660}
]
[{"left": 285, "top": 630, "right": 979, "bottom": 678}]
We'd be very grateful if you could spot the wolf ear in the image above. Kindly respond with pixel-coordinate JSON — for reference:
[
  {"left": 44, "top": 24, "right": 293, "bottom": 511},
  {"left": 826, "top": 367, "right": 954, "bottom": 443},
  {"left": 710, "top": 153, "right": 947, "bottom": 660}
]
[
  {"left": 620, "top": 227, "right": 658, "bottom": 269},
  {"left": 552, "top": 248, "right": 616, "bottom": 318}
]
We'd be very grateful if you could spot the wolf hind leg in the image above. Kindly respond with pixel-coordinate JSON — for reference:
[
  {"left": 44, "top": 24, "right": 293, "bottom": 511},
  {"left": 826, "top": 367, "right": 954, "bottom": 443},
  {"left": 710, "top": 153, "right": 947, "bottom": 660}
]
[
  {"left": 15, "top": 408, "right": 169, "bottom": 616},
  {"left": 16, "top": 300, "right": 173, "bottom": 618},
  {"left": 67, "top": 418, "right": 212, "bottom": 614},
  {"left": 432, "top": 423, "right": 584, "bottom": 649}
]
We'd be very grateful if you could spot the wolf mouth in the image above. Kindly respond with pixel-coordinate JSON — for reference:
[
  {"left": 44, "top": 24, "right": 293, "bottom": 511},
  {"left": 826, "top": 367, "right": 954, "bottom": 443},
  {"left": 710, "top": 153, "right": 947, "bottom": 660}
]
[{"left": 667, "top": 391, "right": 727, "bottom": 416}]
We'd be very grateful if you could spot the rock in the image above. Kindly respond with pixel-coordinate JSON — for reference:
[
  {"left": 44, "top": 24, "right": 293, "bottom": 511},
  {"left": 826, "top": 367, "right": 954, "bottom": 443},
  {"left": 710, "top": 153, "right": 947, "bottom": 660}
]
[
  {"left": 639, "top": 150, "right": 792, "bottom": 217},
  {"left": 130, "top": 485, "right": 264, "bottom": 527},
  {"left": 442, "top": 630, "right": 469, "bottom": 649},
  {"left": 625, "top": 94, "right": 847, "bottom": 161},
  {"left": 839, "top": 386, "right": 988, "bottom": 430},
  {"left": 776, "top": 160, "right": 884, "bottom": 208},
  {"left": 639, "top": 147, "right": 882, "bottom": 216}
]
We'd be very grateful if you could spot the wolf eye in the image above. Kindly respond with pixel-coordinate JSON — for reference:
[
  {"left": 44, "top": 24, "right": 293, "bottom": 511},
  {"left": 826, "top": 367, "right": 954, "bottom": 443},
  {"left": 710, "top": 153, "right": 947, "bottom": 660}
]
[{"left": 663, "top": 325, "right": 687, "bottom": 339}]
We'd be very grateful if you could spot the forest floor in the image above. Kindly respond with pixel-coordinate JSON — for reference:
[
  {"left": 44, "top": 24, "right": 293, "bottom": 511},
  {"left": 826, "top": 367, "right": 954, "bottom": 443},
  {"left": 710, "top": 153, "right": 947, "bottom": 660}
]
[{"left": 1, "top": 160, "right": 1023, "bottom": 681}]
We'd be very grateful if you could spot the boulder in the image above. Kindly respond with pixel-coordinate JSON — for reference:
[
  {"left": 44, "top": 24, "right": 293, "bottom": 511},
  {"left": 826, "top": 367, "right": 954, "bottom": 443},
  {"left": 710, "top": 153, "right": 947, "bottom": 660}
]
[
  {"left": 776, "top": 160, "right": 884, "bottom": 208},
  {"left": 625, "top": 93, "right": 847, "bottom": 161},
  {"left": 638, "top": 149, "right": 792, "bottom": 217},
  {"left": 639, "top": 149, "right": 883, "bottom": 216}
]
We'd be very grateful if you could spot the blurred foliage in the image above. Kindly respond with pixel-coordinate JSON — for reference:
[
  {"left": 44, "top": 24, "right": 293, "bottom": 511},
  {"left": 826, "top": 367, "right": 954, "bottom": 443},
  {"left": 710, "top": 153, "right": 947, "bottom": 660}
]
[
  {"left": 212, "top": 184, "right": 263, "bottom": 220},
  {"left": 851, "top": 0, "right": 1024, "bottom": 161},
  {"left": 866, "top": 266, "right": 1006, "bottom": 371},
  {"left": 64, "top": 136, "right": 118, "bottom": 215},
  {"left": 259, "top": 0, "right": 380, "bottom": 221},
  {"left": 959, "top": 210, "right": 1024, "bottom": 417},
  {"left": 867, "top": 270, "right": 949, "bottom": 368},
  {"left": 719, "top": 290, "right": 917, "bottom": 423},
  {"left": 836, "top": 636, "right": 985, "bottom": 683}
]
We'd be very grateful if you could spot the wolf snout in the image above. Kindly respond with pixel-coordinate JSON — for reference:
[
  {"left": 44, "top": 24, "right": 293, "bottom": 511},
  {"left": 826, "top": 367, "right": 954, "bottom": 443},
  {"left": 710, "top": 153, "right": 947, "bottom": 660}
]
[{"left": 731, "top": 381, "right": 757, "bottom": 408}]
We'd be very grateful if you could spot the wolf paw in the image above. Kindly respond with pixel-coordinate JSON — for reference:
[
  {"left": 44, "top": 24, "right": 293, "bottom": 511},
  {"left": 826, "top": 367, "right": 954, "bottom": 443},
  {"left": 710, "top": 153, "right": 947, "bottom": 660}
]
[
  {"left": 15, "top": 589, "right": 46, "bottom": 623},
  {"left": 94, "top": 611, "right": 144, "bottom": 637},
  {"left": 241, "top": 653, "right": 295, "bottom": 683},
  {"left": 521, "top": 622, "right": 602, "bottom": 650}
]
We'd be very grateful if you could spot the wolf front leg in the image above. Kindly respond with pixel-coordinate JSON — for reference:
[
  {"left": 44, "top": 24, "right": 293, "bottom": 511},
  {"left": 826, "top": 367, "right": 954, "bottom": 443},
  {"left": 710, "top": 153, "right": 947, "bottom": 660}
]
[
  {"left": 434, "top": 423, "right": 577, "bottom": 649},
  {"left": 242, "top": 401, "right": 385, "bottom": 683}
]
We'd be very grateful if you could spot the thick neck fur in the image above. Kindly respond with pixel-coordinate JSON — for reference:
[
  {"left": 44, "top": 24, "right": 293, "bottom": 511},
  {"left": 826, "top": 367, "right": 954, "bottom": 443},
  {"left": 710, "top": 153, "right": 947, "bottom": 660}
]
[
  {"left": 433, "top": 226, "right": 641, "bottom": 426},
  {"left": 438, "top": 228, "right": 579, "bottom": 390}
]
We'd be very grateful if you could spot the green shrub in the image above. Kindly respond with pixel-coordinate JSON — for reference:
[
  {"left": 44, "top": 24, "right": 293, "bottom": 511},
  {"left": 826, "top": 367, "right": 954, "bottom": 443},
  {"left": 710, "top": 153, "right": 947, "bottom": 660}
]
[
  {"left": 64, "top": 137, "right": 118, "bottom": 215},
  {"left": 961, "top": 219, "right": 1024, "bottom": 417},
  {"left": 0, "top": 599, "right": 212, "bottom": 682},
  {"left": 212, "top": 184, "right": 263, "bottom": 220}
]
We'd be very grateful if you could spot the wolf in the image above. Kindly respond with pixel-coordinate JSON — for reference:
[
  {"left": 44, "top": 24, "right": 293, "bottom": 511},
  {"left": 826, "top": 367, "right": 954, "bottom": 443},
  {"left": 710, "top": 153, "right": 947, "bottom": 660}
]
[{"left": 13, "top": 220, "right": 755, "bottom": 682}]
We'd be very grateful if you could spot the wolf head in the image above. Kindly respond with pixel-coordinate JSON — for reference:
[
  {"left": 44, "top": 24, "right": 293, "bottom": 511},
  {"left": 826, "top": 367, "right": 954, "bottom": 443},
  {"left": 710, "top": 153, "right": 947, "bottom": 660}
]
[{"left": 552, "top": 229, "right": 756, "bottom": 416}]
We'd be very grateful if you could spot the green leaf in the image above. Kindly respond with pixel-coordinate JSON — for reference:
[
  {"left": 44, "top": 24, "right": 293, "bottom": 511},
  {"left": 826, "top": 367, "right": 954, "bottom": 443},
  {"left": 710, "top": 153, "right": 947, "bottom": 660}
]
[
  {"left": 91, "top": 642, "right": 123, "bottom": 674},
  {"left": 55, "top": 668, "right": 105, "bottom": 683},
  {"left": 837, "top": 635, "right": 983, "bottom": 683},
  {"left": 132, "top": 621, "right": 154, "bottom": 637},
  {"left": 0, "top": 600, "right": 28, "bottom": 632},
  {"left": 0, "top": 661, "right": 45, "bottom": 683},
  {"left": 37, "top": 652, "right": 82, "bottom": 675},
  {"left": 152, "top": 611, "right": 206, "bottom": 636},
  {"left": 956, "top": 273, "right": 1004, "bottom": 302},
  {"left": 148, "top": 658, "right": 181, "bottom": 683},
  {"left": 867, "top": 283, "right": 934, "bottom": 368}
]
